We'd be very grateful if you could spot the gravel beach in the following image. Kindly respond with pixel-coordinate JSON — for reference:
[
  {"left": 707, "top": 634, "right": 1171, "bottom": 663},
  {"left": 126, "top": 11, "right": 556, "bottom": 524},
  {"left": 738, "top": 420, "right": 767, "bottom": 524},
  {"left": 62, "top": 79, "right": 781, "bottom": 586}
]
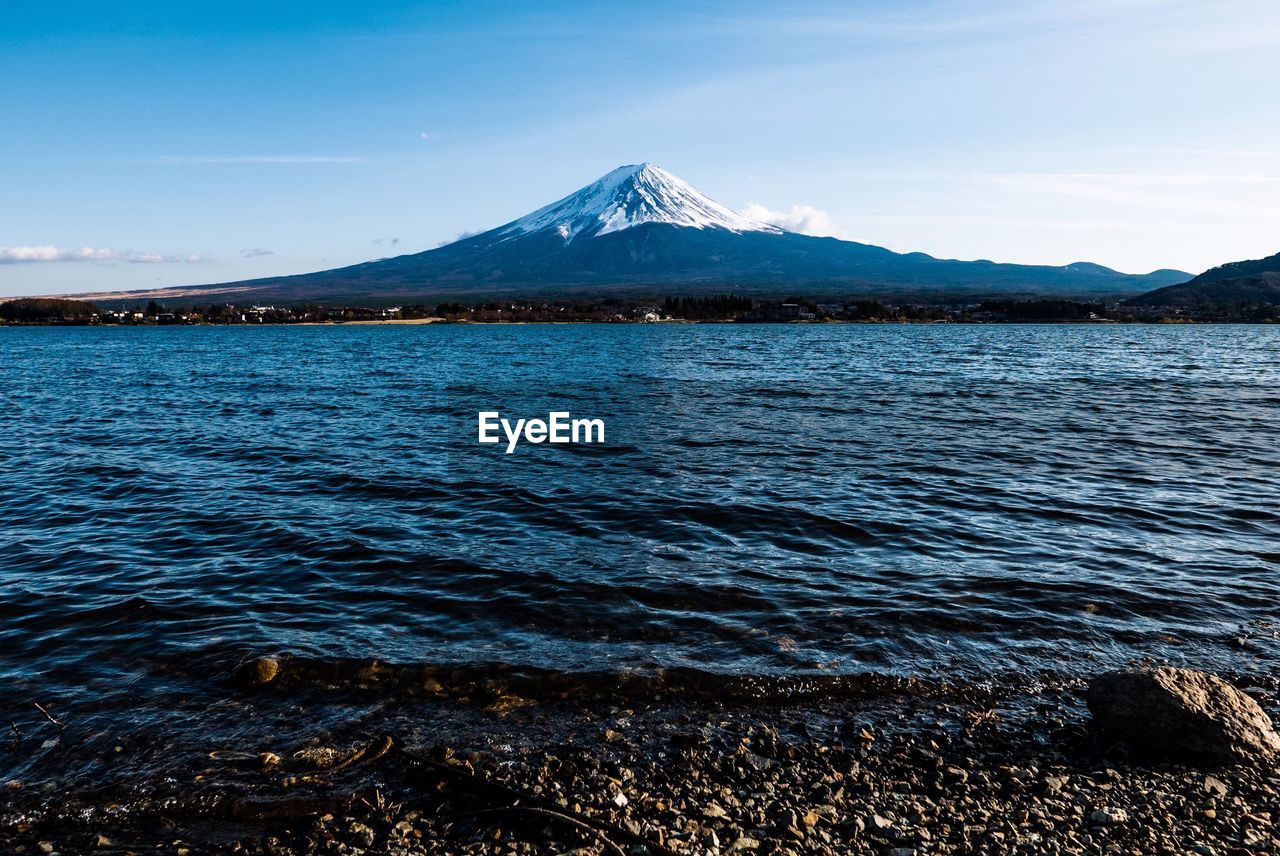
[{"left": 3, "top": 663, "right": 1278, "bottom": 855}]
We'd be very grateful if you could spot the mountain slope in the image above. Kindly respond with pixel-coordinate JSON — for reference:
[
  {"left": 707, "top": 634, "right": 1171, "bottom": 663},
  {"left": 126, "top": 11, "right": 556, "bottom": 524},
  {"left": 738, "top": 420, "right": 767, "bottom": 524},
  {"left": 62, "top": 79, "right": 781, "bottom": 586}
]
[
  {"left": 85, "top": 163, "right": 1191, "bottom": 304},
  {"left": 1187, "top": 250, "right": 1280, "bottom": 285},
  {"left": 1129, "top": 251, "right": 1280, "bottom": 307}
]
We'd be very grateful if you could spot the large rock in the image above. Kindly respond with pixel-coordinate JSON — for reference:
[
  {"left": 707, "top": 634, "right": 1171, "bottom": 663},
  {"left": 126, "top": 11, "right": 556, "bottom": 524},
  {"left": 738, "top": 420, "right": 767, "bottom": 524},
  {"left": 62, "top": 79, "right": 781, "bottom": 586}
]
[{"left": 1088, "top": 667, "right": 1280, "bottom": 764}]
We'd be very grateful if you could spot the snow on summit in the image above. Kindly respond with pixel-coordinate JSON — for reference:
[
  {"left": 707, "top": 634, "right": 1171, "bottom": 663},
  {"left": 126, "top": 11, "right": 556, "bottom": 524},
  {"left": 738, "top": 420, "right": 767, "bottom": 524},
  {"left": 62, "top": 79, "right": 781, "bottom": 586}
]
[{"left": 500, "top": 163, "right": 780, "bottom": 243}]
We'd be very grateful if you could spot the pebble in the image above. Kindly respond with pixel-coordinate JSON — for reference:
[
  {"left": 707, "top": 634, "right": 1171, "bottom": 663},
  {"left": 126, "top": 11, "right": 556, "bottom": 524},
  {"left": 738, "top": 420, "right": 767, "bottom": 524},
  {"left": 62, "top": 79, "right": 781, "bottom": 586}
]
[
  {"left": 9, "top": 679, "right": 1280, "bottom": 855},
  {"left": 1203, "top": 775, "right": 1228, "bottom": 798},
  {"left": 1091, "top": 806, "right": 1128, "bottom": 824},
  {"left": 235, "top": 656, "right": 280, "bottom": 687}
]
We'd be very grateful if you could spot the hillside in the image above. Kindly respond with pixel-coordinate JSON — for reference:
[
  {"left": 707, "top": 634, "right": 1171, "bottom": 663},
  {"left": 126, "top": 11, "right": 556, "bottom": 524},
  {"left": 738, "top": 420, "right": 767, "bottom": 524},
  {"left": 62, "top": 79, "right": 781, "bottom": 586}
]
[{"left": 1129, "top": 251, "right": 1280, "bottom": 308}]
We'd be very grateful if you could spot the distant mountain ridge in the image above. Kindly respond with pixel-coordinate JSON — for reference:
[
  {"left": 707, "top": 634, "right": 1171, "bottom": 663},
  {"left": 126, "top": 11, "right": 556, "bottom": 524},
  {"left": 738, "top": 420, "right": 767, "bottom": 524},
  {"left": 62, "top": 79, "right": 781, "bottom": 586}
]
[
  {"left": 71, "top": 163, "right": 1191, "bottom": 304},
  {"left": 1129, "top": 250, "right": 1280, "bottom": 308}
]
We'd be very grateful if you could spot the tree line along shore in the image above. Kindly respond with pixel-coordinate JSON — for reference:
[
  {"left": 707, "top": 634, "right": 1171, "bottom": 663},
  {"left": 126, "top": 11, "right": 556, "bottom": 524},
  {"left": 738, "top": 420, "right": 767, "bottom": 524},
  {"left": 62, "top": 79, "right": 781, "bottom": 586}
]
[{"left": 1, "top": 294, "right": 1277, "bottom": 326}]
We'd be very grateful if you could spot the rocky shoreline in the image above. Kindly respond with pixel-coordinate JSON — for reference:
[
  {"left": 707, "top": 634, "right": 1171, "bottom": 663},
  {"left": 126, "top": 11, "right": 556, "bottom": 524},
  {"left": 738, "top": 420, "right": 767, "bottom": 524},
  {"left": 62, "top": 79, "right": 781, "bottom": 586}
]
[{"left": 3, "top": 665, "right": 1279, "bottom": 855}]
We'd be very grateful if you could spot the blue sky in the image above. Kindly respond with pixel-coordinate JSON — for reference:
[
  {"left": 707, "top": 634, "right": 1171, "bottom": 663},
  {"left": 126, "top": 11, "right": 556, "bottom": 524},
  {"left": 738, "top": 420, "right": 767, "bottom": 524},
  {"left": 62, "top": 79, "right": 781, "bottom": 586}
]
[{"left": 4, "top": 0, "right": 1280, "bottom": 297}]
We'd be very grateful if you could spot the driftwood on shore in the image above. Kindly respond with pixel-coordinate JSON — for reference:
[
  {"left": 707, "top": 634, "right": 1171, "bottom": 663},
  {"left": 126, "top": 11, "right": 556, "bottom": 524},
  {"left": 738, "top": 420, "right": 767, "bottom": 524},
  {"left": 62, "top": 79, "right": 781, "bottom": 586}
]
[
  {"left": 395, "top": 741, "right": 678, "bottom": 856},
  {"left": 208, "top": 733, "right": 678, "bottom": 855}
]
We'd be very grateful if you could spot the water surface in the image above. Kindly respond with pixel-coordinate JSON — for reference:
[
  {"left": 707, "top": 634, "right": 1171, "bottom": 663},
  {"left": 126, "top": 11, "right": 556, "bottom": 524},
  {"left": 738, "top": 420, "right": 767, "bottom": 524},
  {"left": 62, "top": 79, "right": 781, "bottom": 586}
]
[{"left": 2, "top": 324, "right": 1278, "bottom": 711}]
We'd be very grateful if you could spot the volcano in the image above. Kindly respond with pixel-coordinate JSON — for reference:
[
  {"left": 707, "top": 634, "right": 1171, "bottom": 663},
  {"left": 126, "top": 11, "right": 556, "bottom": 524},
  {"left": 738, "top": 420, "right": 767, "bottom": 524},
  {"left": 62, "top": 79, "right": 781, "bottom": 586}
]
[{"left": 89, "top": 163, "right": 1191, "bottom": 304}]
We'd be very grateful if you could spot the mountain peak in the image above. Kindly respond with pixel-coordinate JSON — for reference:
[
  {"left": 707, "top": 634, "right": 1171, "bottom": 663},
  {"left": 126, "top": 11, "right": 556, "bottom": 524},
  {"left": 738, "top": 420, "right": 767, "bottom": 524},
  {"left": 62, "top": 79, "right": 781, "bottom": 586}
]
[{"left": 499, "top": 163, "right": 780, "bottom": 243}]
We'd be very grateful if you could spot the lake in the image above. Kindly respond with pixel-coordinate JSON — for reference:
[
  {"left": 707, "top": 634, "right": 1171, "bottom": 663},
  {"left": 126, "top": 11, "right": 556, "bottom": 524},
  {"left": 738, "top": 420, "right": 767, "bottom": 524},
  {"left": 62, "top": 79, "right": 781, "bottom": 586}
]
[{"left": 2, "top": 324, "right": 1279, "bottom": 718}]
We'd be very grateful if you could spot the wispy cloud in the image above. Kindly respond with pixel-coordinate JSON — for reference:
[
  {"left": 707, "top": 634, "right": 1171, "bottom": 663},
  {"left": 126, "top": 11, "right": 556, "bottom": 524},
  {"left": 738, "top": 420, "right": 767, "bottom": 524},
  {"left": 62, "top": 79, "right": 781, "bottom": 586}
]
[
  {"left": 842, "top": 213, "right": 1198, "bottom": 232},
  {"left": 419, "top": 131, "right": 440, "bottom": 141},
  {"left": 741, "top": 203, "right": 846, "bottom": 238},
  {"left": 973, "top": 171, "right": 1280, "bottom": 217},
  {"left": 978, "top": 171, "right": 1280, "bottom": 186},
  {"left": 436, "top": 230, "right": 482, "bottom": 247},
  {"left": 0, "top": 246, "right": 210, "bottom": 264},
  {"left": 239, "top": 247, "right": 274, "bottom": 257},
  {"left": 754, "top": 0, "right": 1222, "bottom": 44},
  {"left": 138, "top": 155, "right": 368, "bottom": 165},
  {"left": 780, "top": 167, "right": 1280, "bottom": 220},
  {"left": 1110, "top": 148, "right": 1280, "bottom": 158}
]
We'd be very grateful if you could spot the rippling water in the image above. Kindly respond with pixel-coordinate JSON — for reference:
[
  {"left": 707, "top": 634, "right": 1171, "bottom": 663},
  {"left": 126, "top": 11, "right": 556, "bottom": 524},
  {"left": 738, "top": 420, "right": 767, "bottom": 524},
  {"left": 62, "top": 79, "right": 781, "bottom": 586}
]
[{"left": 3, "top": 324, "right": 1279, "bottom": 708}]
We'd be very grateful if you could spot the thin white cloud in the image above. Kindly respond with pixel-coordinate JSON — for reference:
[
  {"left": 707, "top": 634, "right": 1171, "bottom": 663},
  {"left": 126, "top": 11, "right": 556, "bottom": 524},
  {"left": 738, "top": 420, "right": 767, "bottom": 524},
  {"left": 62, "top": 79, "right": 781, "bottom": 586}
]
[
  {"left": 842, "top": 213, "right": 1199, "bottom": 232},
  {"left": 973, "top": 172, "right": 1280, "bottom": 217},
  {"left": 775, "top": 168, "right": 1280, "bottom": 221},
  {"left": 745, "top": 0, "right": 1207, "bottom": 45},
  {"left": 0, "top": 246, "right": 210, "bottom": 264},
  {"left": 437, "top": 229, "right": 483, "bottom": 247},
  {"left": 976, "top": 171, "right": 1280, "bottom": 187},
  {"left": 140, "top": 155, "right": 367, "bottom": 165},
  {"left": 239, "top": 247, "right": 275, "bottom": 257},
  {"left": 419, "top": 131, "right": 440, "bottom": 141},
  {"left": 741, "top": 203, "right": 847, "bottom": 238},
  {"left": 1111, "top": 148, "right": 1280, "bottom": 158}
]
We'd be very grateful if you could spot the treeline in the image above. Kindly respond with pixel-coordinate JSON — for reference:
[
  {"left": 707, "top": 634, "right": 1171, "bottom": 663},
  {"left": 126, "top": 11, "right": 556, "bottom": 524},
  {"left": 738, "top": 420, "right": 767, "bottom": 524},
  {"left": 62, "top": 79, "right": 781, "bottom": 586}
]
[
  {"left": 4, "top": 294, "right": 1276, "bottom": 325},
  {"left": 0, "top": 298, "right": 98, "bottom": 323},
  {"left": 662, "top": 294, "right": 753, "bottom": 319},
  {"left": 976, "top": 299, "right": 1105, "bottom": 321}
]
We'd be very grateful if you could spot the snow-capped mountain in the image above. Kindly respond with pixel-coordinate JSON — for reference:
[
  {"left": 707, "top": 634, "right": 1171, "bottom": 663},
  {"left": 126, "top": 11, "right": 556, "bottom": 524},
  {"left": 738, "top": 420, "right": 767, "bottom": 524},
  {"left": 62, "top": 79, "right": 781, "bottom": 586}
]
[
  {"left": 112, "top": 164, "right": 1190, "bottom": 304},
  {"left": 497, "top": 163, "right": 779, "bottom": 243}
]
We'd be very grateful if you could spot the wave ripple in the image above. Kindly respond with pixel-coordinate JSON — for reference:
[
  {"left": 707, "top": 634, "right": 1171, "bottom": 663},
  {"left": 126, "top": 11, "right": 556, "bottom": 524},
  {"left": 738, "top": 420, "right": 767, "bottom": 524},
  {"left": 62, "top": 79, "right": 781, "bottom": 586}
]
[{"left": 2, "top": 324, "right": 1278, "bottom": 704}]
